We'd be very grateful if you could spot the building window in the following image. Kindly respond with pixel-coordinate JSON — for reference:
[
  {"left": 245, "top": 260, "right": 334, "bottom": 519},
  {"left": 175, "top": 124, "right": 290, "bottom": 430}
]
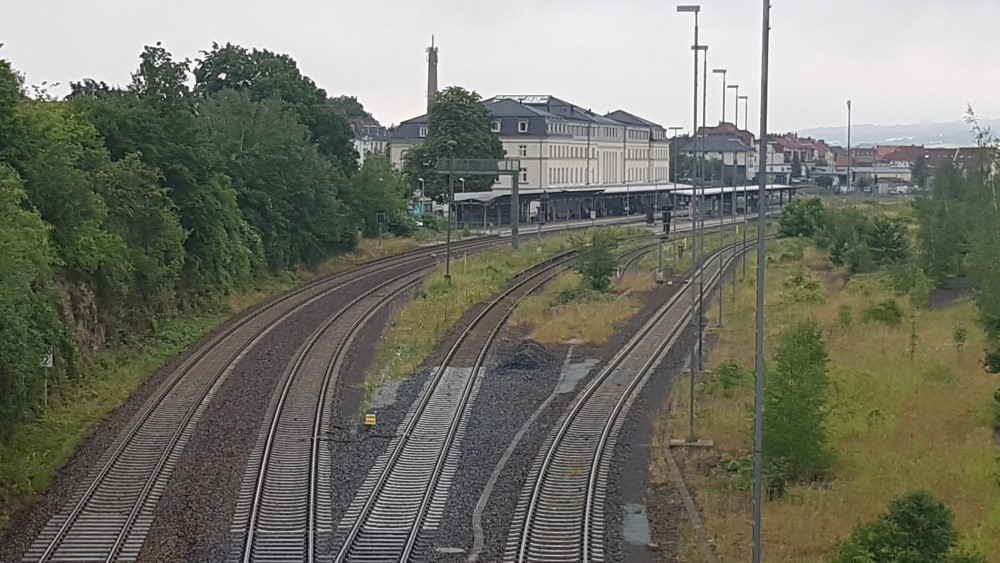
[
  {"left": 520, "top": 168, "right": 528, "bottom": 182},
  {"left": 492, "top": 120, "right": 501, "bottom": 133},
  {"left": 518, "top": 120, "right": 529, "bottom": 133},
  {"left": 518, "top": 145, "right": 528, "bottom": 157},
  {"left": 419, "top": 126, "right": 428, "bottom": 138}
]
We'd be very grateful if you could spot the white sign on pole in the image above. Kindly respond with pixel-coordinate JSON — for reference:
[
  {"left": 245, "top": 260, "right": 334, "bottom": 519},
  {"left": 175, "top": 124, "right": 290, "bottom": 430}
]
[
  {"left": 40, "top": 350, "right": 54, "bottom": 368},
  {"left": 590, "top": 210, "right": 596, "bottom": 220}
]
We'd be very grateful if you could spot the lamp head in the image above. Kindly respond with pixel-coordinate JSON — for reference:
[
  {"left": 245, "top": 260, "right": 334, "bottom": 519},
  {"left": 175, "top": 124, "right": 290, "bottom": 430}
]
[
  {"left": 712, "top": 68, "right": 726, "bottom": 74},
  {"left": 676, "top": 5, "right": 700, "bottom": 13},
  {"left": 728, "top": 84, "right": 739, "bottom": 89}
]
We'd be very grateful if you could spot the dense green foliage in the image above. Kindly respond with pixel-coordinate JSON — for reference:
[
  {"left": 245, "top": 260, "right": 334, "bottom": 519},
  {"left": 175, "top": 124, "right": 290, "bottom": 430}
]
[
  {"left": 778, "top": 196, "right": 827, "bottom": 238},
  {"left": 571, "top": 231, "right": 619, "bottom": 292},
  {"left": 779, "top": 197, "right": 909, "bottom": 276},
  {"left": 762, "top": 318, "right": 832, "bottom": 493},
  {"left": 910, "top": 114, "right": 1000, "bottom": 367},
  {"left": 0, "top": 44, "right": 409, "bottom": 430},
  {"left": 832, "top": 490, "right": 982, "bottom": 563},
  {"left": 402, "top": 87, "right": 505, "bottom": 197}
]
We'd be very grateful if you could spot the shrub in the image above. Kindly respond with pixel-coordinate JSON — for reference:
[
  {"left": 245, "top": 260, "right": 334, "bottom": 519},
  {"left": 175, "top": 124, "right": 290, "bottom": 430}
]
[
  {"left": 762, "top": 318, "right": 833, "bottom": 488},
  {"left": 571, "top": 231, "right": 618, "bottom": 292},
  {"left": 832, "top": 490, "right": 958, "bottom": 563},
  {"left": 952, "top": 326, "right": 967, "bottom": 355},
  {"left": 778, "top": 196, "right": 828, "bottom": 238},
  {"left": 862, "top": 298, "right": 904, "bottom": 326},
  {"left": 993, "top": 386, "right": 1000, "bottom": 432},
  {"left": 837, "top": 305, "right": 853, "bottom": 329}
]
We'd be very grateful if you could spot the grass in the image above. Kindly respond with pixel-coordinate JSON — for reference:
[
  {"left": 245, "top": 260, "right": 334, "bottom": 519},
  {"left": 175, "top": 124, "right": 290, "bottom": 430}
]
[
  {"left": 0, "top": 234, "right": 422, "bottom": 534},
  {"left": 656, "top": 239, "right": 1000, "bottom": 561},
  {"left": 509, "top": 271, "right": 643, "bottom": 345}
]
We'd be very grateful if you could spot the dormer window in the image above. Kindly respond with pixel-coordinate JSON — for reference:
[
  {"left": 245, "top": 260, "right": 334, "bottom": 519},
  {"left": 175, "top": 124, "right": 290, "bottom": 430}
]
[
  {"left": 419, "top": 126, "right": 428, "bottom": 138},
  {"left": 492, "top": 119, "right": 501, "bottom": 133},
  {"left": 518, "top": 120, "right": 529, "bottom": 133}
]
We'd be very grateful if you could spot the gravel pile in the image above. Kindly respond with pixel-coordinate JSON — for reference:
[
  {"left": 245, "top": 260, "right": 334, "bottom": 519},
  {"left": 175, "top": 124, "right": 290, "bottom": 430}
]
[{"left": 498, "top": 339, "right": 557, "bottom": 372}]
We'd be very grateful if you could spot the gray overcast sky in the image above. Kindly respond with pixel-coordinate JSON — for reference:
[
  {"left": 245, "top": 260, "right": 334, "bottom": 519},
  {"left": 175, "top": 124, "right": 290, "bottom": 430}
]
[{"left": 3, "top": 0, "right": 999, "bottom": 135}]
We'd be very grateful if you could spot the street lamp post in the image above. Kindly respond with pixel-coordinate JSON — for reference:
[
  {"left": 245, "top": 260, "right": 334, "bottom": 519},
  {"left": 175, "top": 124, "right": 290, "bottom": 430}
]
[
  {"left": 847, "top": 100, "right": 853, "bottom": 195},
  {"left": 739, "top": 94, "right": 749, "bottom": 281},
  {"left": 677, "top": 3, "right": 702, "bottom": 444},
  {"left": 728, "top": 84, "right": 740, "bottom": 301},
  {"left": 665, "top": 126, "right": 684, "bottom": 277},
  {"left": 445, "top": 140, "right": 457, "bottom": 284},
  {"left": 753, "top": 2, "right": 772, "bottom": 562},
  {"left": 698, "top": 43, "right": 709, "bottom": 375},
  {"left": 713, "top": 68, "right": 727, "bottom": 124}
]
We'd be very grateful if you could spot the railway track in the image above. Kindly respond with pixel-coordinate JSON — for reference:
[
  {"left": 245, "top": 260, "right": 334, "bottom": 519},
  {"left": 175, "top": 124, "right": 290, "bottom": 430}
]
[
  {"left": 21, "top": 237, "right": 501, "bottom": 563},
  {"left": 505, "top": 237, "right": 753, "bottom": 563},
  {"left": 228, "top": 265, "right": 434, "bottom": 562},
  {"left": 331, "top": 243, "right": 655, "bottom": 562}
]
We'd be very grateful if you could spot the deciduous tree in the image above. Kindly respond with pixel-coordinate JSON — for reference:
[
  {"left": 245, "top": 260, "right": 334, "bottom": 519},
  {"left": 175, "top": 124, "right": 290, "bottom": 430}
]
[{"left": 402, "top": 87, "right": 504, "bottom": 198}]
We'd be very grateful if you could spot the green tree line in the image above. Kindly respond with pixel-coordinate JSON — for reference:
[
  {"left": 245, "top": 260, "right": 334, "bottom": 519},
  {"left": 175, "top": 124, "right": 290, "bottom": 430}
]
[{"left": 0, "top": 43, "right": 410, "bottom": 429}]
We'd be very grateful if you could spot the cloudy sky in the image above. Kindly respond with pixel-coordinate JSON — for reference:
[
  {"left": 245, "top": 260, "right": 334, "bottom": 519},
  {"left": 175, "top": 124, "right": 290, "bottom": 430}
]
[{"left": 3, "top": 0, "right": 999, "bottom": 135}]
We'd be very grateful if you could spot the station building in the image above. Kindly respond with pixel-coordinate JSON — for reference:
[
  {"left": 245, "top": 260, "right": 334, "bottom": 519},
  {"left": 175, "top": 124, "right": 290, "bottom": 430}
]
[{"left": 389, "top": 94, "right": 673, "bottom": 191}]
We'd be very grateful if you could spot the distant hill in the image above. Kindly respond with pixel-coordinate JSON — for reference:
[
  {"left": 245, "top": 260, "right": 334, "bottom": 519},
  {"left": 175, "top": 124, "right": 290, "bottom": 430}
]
[{"left": 796, "top": 118, "right": 1000, "bottom": 147}]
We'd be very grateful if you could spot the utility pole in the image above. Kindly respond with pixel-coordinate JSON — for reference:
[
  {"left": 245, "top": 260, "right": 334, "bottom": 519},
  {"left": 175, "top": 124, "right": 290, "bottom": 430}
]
[
  {"left": 445, "top": 140, "right": 457, "bottom": 283},
  {"left": 699, "top": 44, "right": 708, "bottom": 372},
  {"left": 753, "top": 2, "right": 771, "bottom": 562},
  {"left": 677, "top": 3, "right": 702, "bottom": 444},
  {"left": 847, "top": 100, "right": 853, "bottom": 195}
]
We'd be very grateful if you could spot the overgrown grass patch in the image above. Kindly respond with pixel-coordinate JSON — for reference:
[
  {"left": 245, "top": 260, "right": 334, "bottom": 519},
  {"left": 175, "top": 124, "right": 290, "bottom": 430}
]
[{"left": 660, "top": 238, "right": 1000, "bottom": 561}]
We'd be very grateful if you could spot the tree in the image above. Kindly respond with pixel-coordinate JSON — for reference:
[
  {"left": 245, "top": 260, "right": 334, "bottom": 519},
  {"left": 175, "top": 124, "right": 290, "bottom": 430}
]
[
  {"left": 0, "top": 57, "right": 25, "bottom": 164},
  {"left": 402, "top": 87, "right": 505, "bottom": 198},
  {"left": 778, "top": 196, "right": 828, "bottom": 238},
  {"left": 198, "top": 90, "right": 355, "bottom": 269},
  {"left": 129, "top": 43, "right": 190, "bottom": 102},
  {"left": 341, "top": 154, "right": 410, "bottom": 238},
  {"left": 192, "top": 43, "right": 358, "bottom": 175},
  {"left": 762, "top": 318, "right": 833, "bottom": 487},
  {"left": 571, "top": 231, "right": 618, "bottom": 292},
  {"left": 912, "top": 154, "right": 928, "bottom": 188},
  {"left": 913, "top": 157, "right": 970, "bottom": 282},
  {"left": 0, "top": 164, "right": 64, "bottom": 428},
  {"left": 832, "top": 490, "right": 960, "bottom": 563},
  {"left": 790, "top": 152, "right": 802, "bottom": 179},
  {"left": 867, "top": 215, "right": 909, "bottom": 266},
  {"left": 327, "top": 95, "right": 370, "bottom": 119}
]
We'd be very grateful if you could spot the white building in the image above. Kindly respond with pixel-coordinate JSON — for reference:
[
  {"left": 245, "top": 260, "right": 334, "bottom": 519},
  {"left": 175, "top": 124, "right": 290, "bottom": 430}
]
[
  {"left": 389, "top": 95, "right": 671, "bottom": 190},
  {"left": 350, "top": 118, "right": 390, "bottom": 165}
]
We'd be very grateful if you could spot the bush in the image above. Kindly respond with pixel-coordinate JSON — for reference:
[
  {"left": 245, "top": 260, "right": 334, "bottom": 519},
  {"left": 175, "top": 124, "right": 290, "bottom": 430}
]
[
  {"left": 993, "top": 386, "right": 1000, "bottom": 432},
  {"left": 762, "top": 319, "right": 833, "bottom": 488},
  {"left": 778, "top": 196, "right": 828, "bottom": 238},
  {"left": 863, "top": 299, "right": 904, "bottom": 326},
  {"left": 832, "top": 490, "right": 959, "bottom": 563},
  {"left": 571, "top": 231, "right": 618, "bottom": 292},
  {"left": 837, "top": 305, "right": 853, "bottom": 329}
]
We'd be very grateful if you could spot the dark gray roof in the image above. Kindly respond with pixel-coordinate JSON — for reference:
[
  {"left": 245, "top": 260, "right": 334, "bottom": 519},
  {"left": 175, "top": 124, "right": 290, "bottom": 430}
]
[
  {"left": 390, "top": 94, "right": 672, "bottom": 142},
  {"left": 605, "top": 109, "right": 662, "bottom": 128},
  {"left": 679, "top": 135, "right": 751, "bottom": 154}
]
